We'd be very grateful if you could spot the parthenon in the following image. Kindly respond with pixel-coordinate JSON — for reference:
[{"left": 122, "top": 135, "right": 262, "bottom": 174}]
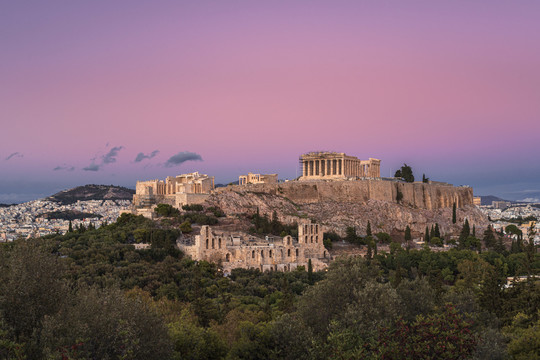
[{"left": 299, "top": 152, "right": 381, "bottom": 180}]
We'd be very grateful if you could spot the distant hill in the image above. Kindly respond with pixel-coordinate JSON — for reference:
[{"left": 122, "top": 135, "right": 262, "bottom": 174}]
[
  {"left": 0, "top": 203, "right": 16, "bottom": 208},
  {"left": 47, "top": 184, "right": 135, "bottom": 205},
  {"left": 479, "top": 195, "right": 508, "bottom": 206}
]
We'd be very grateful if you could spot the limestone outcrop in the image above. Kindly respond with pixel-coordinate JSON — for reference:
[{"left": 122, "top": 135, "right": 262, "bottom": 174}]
[{"left": 207, "top": 180, "right": 488, "bottom": 237}]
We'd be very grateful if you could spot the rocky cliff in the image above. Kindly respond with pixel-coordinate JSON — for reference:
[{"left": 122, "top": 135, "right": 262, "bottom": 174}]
[{"left": 207, "top": 180, "right": 488, "bottom": 237}]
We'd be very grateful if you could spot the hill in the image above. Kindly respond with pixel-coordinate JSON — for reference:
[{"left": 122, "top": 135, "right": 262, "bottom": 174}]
[
  {"left": 479, "top": 195, "right": 508, "bottom": 206},
  {"left": 208, "top": 180, "right": 489, "bottom": 237},
  {"left": 47, "top": 184, "right": 135, "bottom": 205}
]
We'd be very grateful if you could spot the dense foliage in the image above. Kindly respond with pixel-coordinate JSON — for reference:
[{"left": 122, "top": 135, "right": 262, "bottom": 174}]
[{"left": 0, "top": 214, "right": 538, "bottom": 359}]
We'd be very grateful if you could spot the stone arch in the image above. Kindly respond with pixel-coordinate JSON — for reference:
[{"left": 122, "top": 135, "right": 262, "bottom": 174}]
[
  {"left": 296, "top": 248, "right": 299, "bottom": 257},
  {"left": 212, "top": 238, "right": 215, "bottom": 249},
  {"left": 261, "top": 250, "right": 264, "bottom": 259},
  {"left": 206, "top": 239, "right": 209, "bottom": 249},
  {"left": 269, "top": 250, "right": 273, "bottom": 258},
  {"left": 226, "top": 253, "right": 230, "bottom": 262},
  {"left": 252, "top": 250, "right": 255, "bottom": 258},
  {"left": 219, "top": 238, "right": 222, "bottom": 249},
  {"left": 288, "top": 249, "right": 291, "bottom": 257}
]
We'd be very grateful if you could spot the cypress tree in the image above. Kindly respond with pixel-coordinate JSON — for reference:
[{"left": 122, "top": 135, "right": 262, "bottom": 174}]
[
  {"left": 430, "top": 225, "right": 435, "bottom": 239},
  {"left": 68, "top": 220, "right": 73, "bottom": 233},
  {"left": 483, "top": 225, "right": 496, "bottom": 249},
  {"left": 404, "top": 225, "right": 411, "bottom": 241},
  {"left": 452, "top": 202, "right": 457, "bottom": 224},
  {"left": 472, "top": 225, "right": 476, "bottom": 237},
  {"left": 459, "top": 219, "right": 470, "bottom": 243},
  {"left": 366, "top": 242, "right": 373, "bottom": 260},
  {"left": 434, "top": 223, "right": 441, "bottom": 238},
  {"left": 366, "top": 221, "right": 372, "bottom": 237},
  {"left": 424, "top": 226, "right": 430, "bottom": 243},
  {"left": 308, "top": 259, "right": 313, "bottom": 284}
]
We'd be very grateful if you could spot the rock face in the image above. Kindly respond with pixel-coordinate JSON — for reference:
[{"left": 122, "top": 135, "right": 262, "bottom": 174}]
[{"left": 207, "top": 180, "right": 488, "bottom": 237}]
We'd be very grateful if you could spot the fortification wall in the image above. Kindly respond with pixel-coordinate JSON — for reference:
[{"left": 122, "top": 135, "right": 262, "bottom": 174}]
[{"left": 215, "top": 179, "right": 473, "bottom": 210}]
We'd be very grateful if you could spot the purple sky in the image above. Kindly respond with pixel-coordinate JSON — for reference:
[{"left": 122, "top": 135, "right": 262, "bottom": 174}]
[{"left": 1, "top": 1, "right": 540, "bottom": 203}]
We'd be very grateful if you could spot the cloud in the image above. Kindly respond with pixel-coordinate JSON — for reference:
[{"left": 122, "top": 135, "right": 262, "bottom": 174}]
[
  {"left": 102, "top": 146, "right": 124, "bottom": 164},
  {"left": 134, "top": 150, "right": 160, "bottom": 163},
  {"left": 83, "top": 145, "right": 124, "bottom": 171},
  {"left": 520, "top": 197, "right": 540, "bottom": 203},
  {"left": 5, "top": 152, "right": 23, "bottom": 161},
  {"left": 83, "top": 163, "right": 100, "bottom": 171},
  {"left": 164, "top": 151, "right": 203, "bottom": 167},
  {"left": 53, "top": 165, "right": 75, "bottom": 171}
]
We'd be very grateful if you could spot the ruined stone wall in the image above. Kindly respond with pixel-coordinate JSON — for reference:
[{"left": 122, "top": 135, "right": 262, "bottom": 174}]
[
  {"left": 178, "top": 225, "right": 329, "bottom": 273},
  {"left": 215, "top": 179, "right": 473, "bottom": 210}
]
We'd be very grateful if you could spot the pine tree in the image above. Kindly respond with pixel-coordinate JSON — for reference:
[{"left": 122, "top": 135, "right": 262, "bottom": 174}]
[
  {"left": 404, "top": 225, "right": 412, "bottom": 241},
  {"left": 452, "top": 202, "right": 457, "bottom": 224},
  {"left": 366, "top": 221, "right": 372, "bottom": 237}
]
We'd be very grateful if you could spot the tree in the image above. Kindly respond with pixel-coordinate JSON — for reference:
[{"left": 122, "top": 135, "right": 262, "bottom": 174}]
[
  {"left": 434, "top": 223, "right": 441, "bottom": 238},
  {"left": 452, "top": 202, "right": 457, "bottom": 224},
  {"left": 308, "top": 259, "right": 313, "bottom": 284},
  {"left": 154, "top": 203, "right": 179, "bottom": 217},
  {"left": 396, "top": 186, "right": 404, "bottom": 203},
  {"left": 0, "top": 240, "right": 68, "bottom": 357},
  {"left": 40, "top": 287, "right": 173, "bottom": 360},
  {"left": 483, "top": 225, "right": 497, "bottom": 250},
  {"left": 375, "top": 232, "right": 392, "bottom": 244},
  {"left": 366, "top": 221, "right": 372, "bottom": 237},
  {"left": 424, "top": 226, "right": 430, "bottom": 243},
  {"left": 422, "top": 173, "right": 429, "bottom": 183},
  {"left": 345, "top": 226, "right": 358, "bottom": 244},
  {"left": 404, "top": 225, "right": 412, "bottom": 241},
  {"left": 68, "top": 220, "right": 73, "bottom": 233},
  {"left": 180, "top": 221, "right": 193, "bottom": 233},
  {"left": 459, "top": 219, "right": 470, "bottom": 244},
  {"left": 394, "top": 163, "right": 414, "bottom": 182}
]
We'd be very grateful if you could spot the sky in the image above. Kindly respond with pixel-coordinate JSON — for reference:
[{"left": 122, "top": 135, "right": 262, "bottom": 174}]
[{"left": 1, "top": 1, "right": 539, "bottom": 203}]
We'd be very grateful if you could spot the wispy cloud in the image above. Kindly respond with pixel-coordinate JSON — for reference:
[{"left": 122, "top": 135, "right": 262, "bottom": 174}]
[
  {"left": 53, "top": 164, "right": 75, "bottom": 171},
  {"left": 164, "top": 151, "right": 203, "bottom": 167},
  {"left": 5, "top": 152, "right": 23, "bottom": 161},
  {"left": 83, "top": 145, "right": 124, "bottom": 171},
  {"left": 102, "top": 146, "right": 124, "bottom": 164},
  {"left": 134, "top": 150, "right": 159, "bottom": 163}
]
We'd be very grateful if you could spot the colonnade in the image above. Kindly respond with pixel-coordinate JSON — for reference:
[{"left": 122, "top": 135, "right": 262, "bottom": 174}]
[{"left": 301, "top": 156, "right": 380, "bottom": 178}]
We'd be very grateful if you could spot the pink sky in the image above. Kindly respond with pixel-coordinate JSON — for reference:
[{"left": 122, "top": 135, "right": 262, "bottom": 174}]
[{"left": 1, "top": 1, "right": 539, "bottom": 202}]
